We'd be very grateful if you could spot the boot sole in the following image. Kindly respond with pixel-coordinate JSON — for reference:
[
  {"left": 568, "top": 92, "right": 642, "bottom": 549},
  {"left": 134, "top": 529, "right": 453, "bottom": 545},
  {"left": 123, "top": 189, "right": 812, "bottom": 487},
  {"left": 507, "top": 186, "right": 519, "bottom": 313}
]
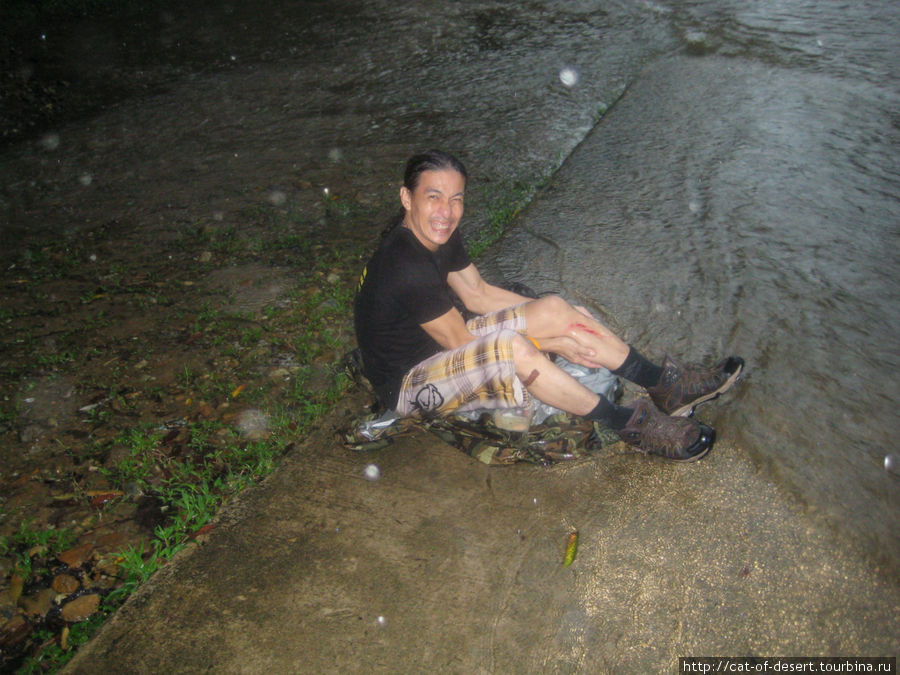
[
  {"left": 630, "top": 422, "right": 716, "bottom": 462},
  {"left": 669, "top": 360, "right": 744, "bottom": 417},
  {"left": 672, "top": 423, "right": 715, "bottom": 462}
]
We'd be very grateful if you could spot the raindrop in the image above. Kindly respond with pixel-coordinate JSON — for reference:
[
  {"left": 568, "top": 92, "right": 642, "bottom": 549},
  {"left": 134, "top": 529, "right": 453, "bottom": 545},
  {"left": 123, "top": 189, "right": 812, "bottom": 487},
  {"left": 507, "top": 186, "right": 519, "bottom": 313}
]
[
  {"left": 377, "top": 615, "right": 386, "bottom": 626},
  {"left": 328, "top": 148, "right": 342, "bottom": 163},
  {"left": 364, "top": 464, "right": 381, "bottom": 481},
  {"left": 40, "top": 133, "right": 60, "bottom": 151},
  {"left": 268, "top": 190, "right": 286, "bottom": 206},
  {"left": 78, "top": 173, "right": 93, "bottom": 187},
  {"left": 559, "top": 67, "right": 579, "bottom": 88},
  {"left": 885, "top": 454, "right": 899, "bottom": 476}
]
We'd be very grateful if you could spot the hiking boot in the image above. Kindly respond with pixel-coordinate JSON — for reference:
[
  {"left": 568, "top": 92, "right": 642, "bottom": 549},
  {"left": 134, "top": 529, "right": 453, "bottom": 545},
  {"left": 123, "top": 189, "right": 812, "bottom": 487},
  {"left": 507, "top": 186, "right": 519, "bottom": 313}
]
[
  {"left": 648, "top": 355, "right": 745, "bottom": 417},
  {"left": 617, "top": 398, "right": 714, "bottom": 462}
]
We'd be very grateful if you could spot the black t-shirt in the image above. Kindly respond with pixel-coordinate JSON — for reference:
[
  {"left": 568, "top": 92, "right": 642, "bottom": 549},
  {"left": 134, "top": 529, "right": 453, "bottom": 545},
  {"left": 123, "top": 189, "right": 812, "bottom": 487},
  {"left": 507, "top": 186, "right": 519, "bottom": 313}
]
[{"left": 354, "top": 225, "right": 471, "bottom": 408}]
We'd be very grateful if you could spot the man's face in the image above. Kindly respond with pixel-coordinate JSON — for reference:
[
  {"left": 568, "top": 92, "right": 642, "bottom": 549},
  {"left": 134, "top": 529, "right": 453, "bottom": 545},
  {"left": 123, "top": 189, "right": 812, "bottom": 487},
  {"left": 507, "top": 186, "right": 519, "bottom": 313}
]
[{"left": 400, "top": 169, "right": 465, "bottom": 251}]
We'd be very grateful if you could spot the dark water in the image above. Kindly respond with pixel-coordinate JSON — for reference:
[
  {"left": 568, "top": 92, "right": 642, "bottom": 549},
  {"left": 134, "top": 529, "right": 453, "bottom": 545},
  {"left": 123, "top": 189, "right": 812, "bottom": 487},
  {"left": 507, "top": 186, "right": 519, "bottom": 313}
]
[{"left": 490, "top": 0, "right": 899, "bottom": 564}]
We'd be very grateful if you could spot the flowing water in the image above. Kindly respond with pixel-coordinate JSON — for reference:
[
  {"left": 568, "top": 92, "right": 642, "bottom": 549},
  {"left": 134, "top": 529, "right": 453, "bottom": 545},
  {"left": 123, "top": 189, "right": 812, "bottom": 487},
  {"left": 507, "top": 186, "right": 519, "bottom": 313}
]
[{"left": 488, "top": 0, "right": 900, "bottom": 564}]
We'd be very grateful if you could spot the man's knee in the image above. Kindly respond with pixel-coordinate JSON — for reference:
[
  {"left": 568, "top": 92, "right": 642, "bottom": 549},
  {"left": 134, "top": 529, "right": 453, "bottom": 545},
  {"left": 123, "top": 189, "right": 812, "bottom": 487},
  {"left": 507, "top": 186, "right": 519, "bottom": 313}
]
[
  {"left": 526, "top": 294, "right": 572, "bottom": 319},
  {"left": 522, "top": 294, "right": 576, "bottom": 332}
]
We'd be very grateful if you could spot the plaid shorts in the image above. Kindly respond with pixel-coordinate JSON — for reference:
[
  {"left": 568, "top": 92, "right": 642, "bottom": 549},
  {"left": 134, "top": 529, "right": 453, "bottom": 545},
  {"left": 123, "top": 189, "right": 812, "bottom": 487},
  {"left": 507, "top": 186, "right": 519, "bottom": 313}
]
[{"left": 396, "top": 305, "right": 530, "bottom": 417}]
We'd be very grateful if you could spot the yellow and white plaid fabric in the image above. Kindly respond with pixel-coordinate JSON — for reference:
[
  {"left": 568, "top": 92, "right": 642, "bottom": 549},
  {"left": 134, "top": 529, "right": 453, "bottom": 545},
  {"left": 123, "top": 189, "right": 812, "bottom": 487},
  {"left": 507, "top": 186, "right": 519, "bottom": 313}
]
[{"left": 396, "top": 306, "right": 530, "bottom": 417}]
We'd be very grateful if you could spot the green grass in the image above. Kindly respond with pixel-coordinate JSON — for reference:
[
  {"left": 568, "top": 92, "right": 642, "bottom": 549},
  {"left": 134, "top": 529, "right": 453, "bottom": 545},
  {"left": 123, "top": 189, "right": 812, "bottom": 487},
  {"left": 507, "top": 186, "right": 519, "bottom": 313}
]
[
  {"left": 466, "top": 171, "right": 552, "bottom": 258},
  {"left": 0, "top": 522, "right": 77, "bottom": 579}
]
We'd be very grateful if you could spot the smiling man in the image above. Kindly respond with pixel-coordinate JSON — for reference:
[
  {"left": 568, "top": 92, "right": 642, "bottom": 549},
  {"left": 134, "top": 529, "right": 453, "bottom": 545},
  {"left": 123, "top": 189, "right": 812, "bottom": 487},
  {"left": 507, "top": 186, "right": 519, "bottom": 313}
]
[{"left": 353, "top": 149, "right": 744, "bottom": 461}]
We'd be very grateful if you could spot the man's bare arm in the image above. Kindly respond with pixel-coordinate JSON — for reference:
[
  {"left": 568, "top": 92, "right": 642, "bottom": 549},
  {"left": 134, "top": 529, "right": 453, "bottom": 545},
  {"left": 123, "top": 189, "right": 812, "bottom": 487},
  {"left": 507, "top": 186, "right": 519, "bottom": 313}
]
[
  {"left": 447, "top": 263, "right": 530, "bottom": 315},
  {"left": 420, "top": 307, "right": 477, "bottom": 350}
]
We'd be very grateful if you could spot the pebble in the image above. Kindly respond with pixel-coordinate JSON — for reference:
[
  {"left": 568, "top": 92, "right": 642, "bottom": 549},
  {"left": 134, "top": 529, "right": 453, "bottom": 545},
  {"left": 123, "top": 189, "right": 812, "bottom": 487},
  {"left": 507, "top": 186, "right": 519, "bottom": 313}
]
[
  {"left": 60, "top": 593, "right": 100, "bottom": 622},
  {"left": 57, "top": 543, "right": 93, "bottom": 568},
  {"left": 51, "top": 574, "right": 80, "bottom": 594},
  {"left": 0, "top": 614, "right": 30, "bottom": 643}
]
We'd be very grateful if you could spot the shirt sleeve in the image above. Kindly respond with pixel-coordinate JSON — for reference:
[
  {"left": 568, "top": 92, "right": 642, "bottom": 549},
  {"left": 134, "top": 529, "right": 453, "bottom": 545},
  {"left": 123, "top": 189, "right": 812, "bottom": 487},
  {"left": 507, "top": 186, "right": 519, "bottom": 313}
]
[{"left": 439, "top": 229, "right": 471, "bottom": 273}]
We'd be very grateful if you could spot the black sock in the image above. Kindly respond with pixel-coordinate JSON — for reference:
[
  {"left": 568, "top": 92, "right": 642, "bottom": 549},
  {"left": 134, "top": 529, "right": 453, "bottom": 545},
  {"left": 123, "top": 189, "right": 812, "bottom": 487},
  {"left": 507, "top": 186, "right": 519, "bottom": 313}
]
[
  {"left": 584, "top": 397, "right": 633, "bottom": 430},
  {"left": 612, "top": 346, "right": 663, "bottom": 389}
]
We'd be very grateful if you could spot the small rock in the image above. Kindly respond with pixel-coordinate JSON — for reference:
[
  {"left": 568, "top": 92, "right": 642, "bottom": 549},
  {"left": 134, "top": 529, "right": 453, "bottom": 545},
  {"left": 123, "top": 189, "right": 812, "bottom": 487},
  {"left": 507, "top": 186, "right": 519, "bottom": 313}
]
[
  {"left": 51, "top": 574, "right": 80, "bottom": 595},
  {"left": 0, "top": 614, "right": 32, "bottom": 645},
  {"left": 199, "top": 251, "right": 212, "bottom": 263},
  {"left": 60, "top": 593, "right": 100, "bottom": 623},
  {"left": 326, "top": 271, "right": 340, "bottom": 284},
  {"left": 57, "top": 543, "right": 93, "bottom": 569},
  {"left": 18, "top": 588, "right": 56, "bottom": 617}
]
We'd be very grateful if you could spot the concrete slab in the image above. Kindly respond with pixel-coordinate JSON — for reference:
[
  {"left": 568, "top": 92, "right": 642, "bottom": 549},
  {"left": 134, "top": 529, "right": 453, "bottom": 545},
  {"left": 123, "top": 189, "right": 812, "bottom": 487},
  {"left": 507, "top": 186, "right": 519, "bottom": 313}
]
[{"left": 65, "top": 391, "right": 898, "bottom": 673}]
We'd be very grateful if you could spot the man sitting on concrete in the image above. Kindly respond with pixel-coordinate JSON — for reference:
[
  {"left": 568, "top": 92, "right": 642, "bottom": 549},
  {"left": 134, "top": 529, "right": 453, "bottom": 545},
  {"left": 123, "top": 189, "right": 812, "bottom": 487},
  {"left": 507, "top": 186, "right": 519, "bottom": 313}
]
[{"left": 354, "top": 149, "right": 743, "bottom": 462}]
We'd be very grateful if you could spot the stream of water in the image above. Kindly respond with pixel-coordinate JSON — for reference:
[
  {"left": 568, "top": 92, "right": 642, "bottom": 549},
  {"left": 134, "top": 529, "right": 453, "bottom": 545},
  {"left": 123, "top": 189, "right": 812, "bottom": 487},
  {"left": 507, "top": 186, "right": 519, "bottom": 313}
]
[{"left": 489, "top": 0, "right": 899, "bottom": 563}]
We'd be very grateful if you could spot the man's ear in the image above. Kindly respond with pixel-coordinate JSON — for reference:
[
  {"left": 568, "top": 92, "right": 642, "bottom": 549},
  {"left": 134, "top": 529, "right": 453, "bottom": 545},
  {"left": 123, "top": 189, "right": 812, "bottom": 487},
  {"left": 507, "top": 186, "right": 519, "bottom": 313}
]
[{"left": 400, "top": 186, "right": 411, "bottom": 211}]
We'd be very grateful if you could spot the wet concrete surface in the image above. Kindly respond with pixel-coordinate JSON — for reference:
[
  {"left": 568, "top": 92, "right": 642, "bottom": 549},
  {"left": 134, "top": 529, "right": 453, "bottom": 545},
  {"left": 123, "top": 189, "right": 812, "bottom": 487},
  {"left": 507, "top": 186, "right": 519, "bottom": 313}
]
[{"left": 65, "top": 390, "right": 897, "bottom": 673}]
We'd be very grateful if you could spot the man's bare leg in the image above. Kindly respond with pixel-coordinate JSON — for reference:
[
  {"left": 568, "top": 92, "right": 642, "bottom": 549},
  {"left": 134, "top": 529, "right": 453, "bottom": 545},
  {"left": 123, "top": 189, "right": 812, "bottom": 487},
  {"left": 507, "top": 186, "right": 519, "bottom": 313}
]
[
  {"left": 521, "top": 295, "right": 629, "bottom": 369},
  {"left": 510, "top": 335, "right": 599, "bottom": 415}
]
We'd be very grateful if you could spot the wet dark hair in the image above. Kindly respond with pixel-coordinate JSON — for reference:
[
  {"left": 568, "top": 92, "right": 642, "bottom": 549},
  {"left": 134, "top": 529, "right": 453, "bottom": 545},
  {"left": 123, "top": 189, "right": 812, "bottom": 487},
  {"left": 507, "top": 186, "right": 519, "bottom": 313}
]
[{"left": 382, "top": 149, "right": 468, "bottom": 237}]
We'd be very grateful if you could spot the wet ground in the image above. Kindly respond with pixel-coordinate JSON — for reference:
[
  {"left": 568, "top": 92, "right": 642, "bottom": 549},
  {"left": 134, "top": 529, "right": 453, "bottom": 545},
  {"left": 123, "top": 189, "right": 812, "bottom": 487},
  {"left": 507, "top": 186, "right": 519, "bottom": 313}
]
[{"left": 1, "top": 0, "right": 898, "bottom": 671}]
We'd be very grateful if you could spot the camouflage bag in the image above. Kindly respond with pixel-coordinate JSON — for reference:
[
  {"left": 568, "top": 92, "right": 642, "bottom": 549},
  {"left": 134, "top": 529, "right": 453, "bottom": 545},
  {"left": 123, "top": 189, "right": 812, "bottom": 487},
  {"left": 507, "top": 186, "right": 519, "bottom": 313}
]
[{"left": 342, "top": 408, "right": 622, "bottom": 466}]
